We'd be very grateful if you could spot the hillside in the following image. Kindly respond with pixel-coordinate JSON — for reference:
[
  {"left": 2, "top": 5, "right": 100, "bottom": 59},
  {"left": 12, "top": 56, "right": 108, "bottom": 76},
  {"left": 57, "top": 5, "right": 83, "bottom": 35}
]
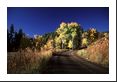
[{"left": 76, "top": 36, "right": 109, "bottom": 67}]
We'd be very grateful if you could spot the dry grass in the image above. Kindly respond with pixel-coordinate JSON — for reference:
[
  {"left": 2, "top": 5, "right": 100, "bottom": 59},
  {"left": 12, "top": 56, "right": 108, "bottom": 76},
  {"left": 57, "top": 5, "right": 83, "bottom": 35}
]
[
  {"left": 7, "top": 48, "right": 52, "bottom": 74},
  {"left": 76, "top": 37, "right": 109, "bottom": 67}
]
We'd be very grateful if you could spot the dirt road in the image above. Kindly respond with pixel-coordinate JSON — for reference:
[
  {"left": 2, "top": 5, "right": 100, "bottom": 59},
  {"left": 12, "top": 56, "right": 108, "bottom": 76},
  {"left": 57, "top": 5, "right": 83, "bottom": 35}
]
[{"left": 42, "top": 51, "right": 109, "bottom": 74}]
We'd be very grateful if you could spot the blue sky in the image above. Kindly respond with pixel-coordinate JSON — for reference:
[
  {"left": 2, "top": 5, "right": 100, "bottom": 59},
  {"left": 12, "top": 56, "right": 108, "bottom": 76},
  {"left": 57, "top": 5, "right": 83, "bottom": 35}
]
[{"left": 7, "top": 7, "right": 109, "bottom": 37}]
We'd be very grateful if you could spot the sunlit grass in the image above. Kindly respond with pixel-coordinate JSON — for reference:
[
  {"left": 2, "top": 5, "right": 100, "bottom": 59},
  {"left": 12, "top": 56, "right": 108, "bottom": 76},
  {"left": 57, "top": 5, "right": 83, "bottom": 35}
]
[{"left": 54, "top": 49, "right": 69, "bottom": 53}]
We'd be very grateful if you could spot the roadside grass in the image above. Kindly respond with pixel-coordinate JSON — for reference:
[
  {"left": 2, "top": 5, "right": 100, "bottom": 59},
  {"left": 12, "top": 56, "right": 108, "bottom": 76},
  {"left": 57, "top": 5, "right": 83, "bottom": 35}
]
[
  {"left": 76, "top": 49, "right": 87, "bottom": 57},
  {"left": 7, "top": 48, "right": 52, "bottom": 74}
]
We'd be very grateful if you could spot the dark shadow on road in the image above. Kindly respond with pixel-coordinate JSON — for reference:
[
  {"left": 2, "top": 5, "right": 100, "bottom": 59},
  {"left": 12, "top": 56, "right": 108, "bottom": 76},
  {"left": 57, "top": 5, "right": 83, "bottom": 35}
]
[{"left": 41, "top": 52, "right": 109, "bottom": 74}]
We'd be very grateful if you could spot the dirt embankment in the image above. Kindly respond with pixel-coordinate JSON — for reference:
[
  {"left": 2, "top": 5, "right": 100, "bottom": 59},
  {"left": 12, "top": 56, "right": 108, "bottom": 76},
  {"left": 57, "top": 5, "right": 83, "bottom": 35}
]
[{"left": 76, "top": 36, "right": 109, "bottom": 67}]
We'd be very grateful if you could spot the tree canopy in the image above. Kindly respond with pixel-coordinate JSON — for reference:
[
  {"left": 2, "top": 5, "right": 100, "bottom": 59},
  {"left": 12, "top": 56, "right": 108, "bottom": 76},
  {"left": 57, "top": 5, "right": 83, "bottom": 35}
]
[{"left": 8, "top": 22, "right": 106, "bottom": 52}]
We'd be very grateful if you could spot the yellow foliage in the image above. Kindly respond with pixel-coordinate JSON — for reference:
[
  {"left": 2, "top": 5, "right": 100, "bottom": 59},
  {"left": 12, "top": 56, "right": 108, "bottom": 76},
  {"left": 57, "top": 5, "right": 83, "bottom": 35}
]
[
  {"left": 68, "top": 40, "right": 73, "bottom": 48},
  {"left": 55, "top": 37, "right": 61, "bottom": 44},
  {"left": 59, "top": 33, "right": 65, "bottom": 39},
  {"left": 60, "top": 22, "right": 67, "bottom": 27},
  {"left": 56, "top": 27, "right": 61, "bottom": 34},
  {"left": 82, "top": 32, "right": 88, "bottom": 38},
  {"left": 82, "top": 38, "right": 88, "bottom": 46},
  {"left": 55, "top": 22, "right": 81, "bottom": 49},
  {"left": 68, "top": 22, "right": 78, "bottom": 27},
  {"left": 88, "top": 28, "right": 98, "bottom": 42},
  {"left": 56, "top": 22, "right": 67, "bottom": 34},
  {"left": 34, "top": 35, "right": 42, "bottom": 47},
  {"left": 71, "top": 31, "right": 77, "bottom": 37},
  {"left": 90, "top": 28, "right": 96, "bottom": 33},
  {"left": 45, "top": 39, "right": 53, "bottom": 49}
]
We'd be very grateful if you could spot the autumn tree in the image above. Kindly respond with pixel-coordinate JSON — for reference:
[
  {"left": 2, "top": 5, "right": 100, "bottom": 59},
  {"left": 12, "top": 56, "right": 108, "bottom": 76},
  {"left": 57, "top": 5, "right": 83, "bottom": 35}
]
[
  {"left": 68, "top": 22, "right": 82, "bottom": 49},
  {"left": 55, "top": 22, "right": 83, "bottom": 50},
  {"left": 54, "top": 36, "right": 62, "bottom": 49},
  {"left": 87, "top": 28, "right": 98, "bottom": 44},
  {"left": 55, "top": 22, "right": 67, "bottom": 49},
  {"left": 68, "top": 40, "right": 73, "bottom": 49},
  {"left": 33, "top": 35, "right": 43, "bottom": 50},
  {"left": 81, "top": 31, "right": 88, "bottom": 47},
  {"left": 43, "top": 39, "right": 54, "bottom": 50},
  {"left": 82, "top": 38, "right": 88, "bottom": 47}
]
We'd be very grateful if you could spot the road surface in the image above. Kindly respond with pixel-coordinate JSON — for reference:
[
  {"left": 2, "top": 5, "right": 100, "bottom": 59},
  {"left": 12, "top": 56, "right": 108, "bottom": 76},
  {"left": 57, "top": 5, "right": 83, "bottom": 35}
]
[{"left": 42, "top": 51, "right": 109, "bottom": 74}]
